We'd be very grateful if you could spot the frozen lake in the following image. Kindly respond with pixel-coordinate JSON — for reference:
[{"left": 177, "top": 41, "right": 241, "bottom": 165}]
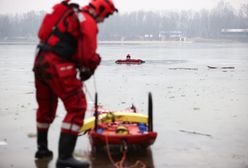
[{"left": 0, "top": 42, "right": 248, "bottom": 168}]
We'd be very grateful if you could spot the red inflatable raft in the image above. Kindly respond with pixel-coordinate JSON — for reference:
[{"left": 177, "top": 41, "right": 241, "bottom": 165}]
[
  {"left": 80, "top": 93, "right": 157, "bottom": 150},
  {"left": 115, "top": 59, "right": 145, "bottom": 64}
]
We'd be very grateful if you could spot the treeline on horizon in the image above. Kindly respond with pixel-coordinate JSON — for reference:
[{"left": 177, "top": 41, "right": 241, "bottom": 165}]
[{"left": 0, "top": 1, "right": 247, "bottom": 41}]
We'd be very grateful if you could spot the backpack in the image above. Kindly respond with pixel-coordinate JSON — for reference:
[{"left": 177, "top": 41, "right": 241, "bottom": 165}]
[{"left": 38, "top": 0, "right": 81, "bottom": 60}]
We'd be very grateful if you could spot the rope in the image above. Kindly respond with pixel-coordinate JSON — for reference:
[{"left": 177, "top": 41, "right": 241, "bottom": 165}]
[
  {"left": 83, "top": 74, "right": 97, "bottom": 103},
  {"left": 105, "top": 135, "right": 118, "bottom": 166},
  {"left": 84, "top": 84, "right": 94, "bottom": 102},
  {"left": 93, "top": 74, "right": 97, "bottom": 93},
  {"left": 104, "top": 135, "right": 147, "bottom": 168}
]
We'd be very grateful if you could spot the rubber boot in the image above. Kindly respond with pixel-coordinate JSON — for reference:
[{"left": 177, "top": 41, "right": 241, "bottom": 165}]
[
  {"left": 35, "top": 130, "right": 53, "bottom": 159},
  {"left": 56, "top": 133, "right": 89, "bottom": 168}
]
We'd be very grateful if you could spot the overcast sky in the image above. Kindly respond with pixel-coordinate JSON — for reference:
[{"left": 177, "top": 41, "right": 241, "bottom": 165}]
[{"left": 0, "top": 0, "right": 247, "bottom": 14}]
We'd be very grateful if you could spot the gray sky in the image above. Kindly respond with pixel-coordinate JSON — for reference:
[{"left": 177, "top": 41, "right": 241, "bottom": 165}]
[{"left": 0, "top": 0, "right": 247, "bottom": 14}]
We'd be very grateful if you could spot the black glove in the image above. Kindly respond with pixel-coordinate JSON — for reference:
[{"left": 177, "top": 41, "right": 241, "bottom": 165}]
[{"left": 80, "top": 67, "right": 93, "bottom": 81}]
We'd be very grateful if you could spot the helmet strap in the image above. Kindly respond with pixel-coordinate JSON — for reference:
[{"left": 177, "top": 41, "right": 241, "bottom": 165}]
[{"left": 82, "top": 6, "right": 98, "bottom": 20}]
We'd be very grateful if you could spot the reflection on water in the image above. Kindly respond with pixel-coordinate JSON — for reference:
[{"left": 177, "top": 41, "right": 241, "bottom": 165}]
[
  {"left": 90, "top": 147, "right": 154, "bottom": 168},
  {"left": 34, "top": 157, "right": 53, "bottom": 168},
  {"left": 101, "top": 60, "right": 187, "bottom": 66},
  {"left": 0, "top": 42, "right": 248, "bottom": 168}
]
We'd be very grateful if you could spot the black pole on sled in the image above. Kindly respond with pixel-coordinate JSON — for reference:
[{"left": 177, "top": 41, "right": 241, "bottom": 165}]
[
  {"left": 94, "top": 92, "right": 98, "bottom": 132},
  {"left": 148, "top": 92, "right": 153, "bottom": 132}
]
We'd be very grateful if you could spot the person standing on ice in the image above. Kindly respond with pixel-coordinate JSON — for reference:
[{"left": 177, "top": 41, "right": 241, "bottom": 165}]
[{"left": 33, "top": 0, "right": 118, "bottom": 167}]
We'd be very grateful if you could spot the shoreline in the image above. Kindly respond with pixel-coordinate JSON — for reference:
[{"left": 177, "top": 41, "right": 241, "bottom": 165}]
[{"left": 0, "top": 38, "right": 247, "bottom": 45}]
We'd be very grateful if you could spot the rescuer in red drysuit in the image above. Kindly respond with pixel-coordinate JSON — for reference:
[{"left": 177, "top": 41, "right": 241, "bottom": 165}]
[{"left": 33, "top": 0, "right": 118, "bottom": 167}]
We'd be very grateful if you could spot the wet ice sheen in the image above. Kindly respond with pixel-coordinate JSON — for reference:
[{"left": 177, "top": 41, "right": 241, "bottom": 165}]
[{"left": 0, "top": 42, "right": 248, "bottom": 168}]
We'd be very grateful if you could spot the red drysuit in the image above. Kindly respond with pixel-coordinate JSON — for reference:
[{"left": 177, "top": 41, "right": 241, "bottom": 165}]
[{"left": 33, "top": 9, "right": 101, "bottom": 135}]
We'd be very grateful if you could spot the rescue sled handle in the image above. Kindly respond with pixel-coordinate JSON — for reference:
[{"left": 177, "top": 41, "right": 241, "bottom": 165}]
[
  {"left": 148, "top": 92, "right": 153, "bottom": 132},
  {"left": 94, "top": 92, "right": 98, "bottom": 132}
]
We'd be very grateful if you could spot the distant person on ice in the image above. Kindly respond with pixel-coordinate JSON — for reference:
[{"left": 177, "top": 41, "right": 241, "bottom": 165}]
[
  {"left": 33, "top": 0, "right": 118, "bottom": 167},
  {"left": 126, "top": 54, "right": 131, "bottom": 59}
]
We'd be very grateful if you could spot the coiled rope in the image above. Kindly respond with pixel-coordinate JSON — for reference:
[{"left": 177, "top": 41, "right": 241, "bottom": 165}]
[{"left": 105, "top": 135, "right": 147, "bottom": 168}]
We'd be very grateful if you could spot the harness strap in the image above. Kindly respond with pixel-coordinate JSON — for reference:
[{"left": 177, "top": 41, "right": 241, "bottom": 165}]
[
  {"left": 38, "top": 1, "right": 81, "bottom": 61},
  {"left": 45, "top": 2, "right": 75, "bottom": 44}
]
